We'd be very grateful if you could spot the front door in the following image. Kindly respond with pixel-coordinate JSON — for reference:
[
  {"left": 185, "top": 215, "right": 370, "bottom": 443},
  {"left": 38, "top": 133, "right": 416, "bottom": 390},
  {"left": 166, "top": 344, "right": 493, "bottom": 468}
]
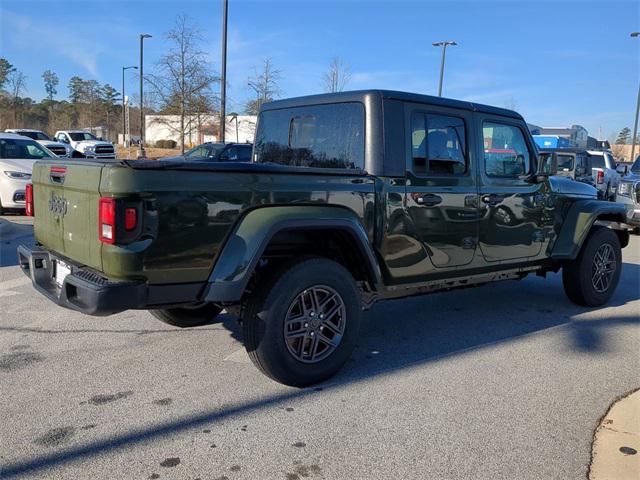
[
  {"left": 476, "top": 116, "right": 546, "bottom": 262},
  {"left": 404, "top": 104, "right": 479, "bottom": 272}
]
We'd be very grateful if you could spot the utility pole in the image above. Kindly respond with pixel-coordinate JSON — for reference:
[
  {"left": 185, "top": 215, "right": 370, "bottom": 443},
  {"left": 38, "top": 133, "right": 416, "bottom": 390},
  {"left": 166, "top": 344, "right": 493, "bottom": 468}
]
[
  {"left": 122, "top": 65, "right": 137, "bottom": 147},
  {"left": 630, "top": 32, "right": 640, "bottom": 163},
  {"left": 432, "top": 40, "right": 457, "bottom": 97},
  {"left": 220, "top": 0, "right": 229, "bottom": 143},
  {"left": 138, "top": 33, "right": 152, "bottom": 159}
]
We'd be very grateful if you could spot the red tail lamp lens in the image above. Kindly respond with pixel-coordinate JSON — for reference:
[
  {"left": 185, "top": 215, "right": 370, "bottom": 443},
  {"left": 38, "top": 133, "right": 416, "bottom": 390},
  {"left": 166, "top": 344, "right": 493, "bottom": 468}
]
[
  {"left": 25, "top": 183, "right": 34, "bottom": 216},
  {"left": 98, "top": 197, "right": 116, "bottom": 244}
]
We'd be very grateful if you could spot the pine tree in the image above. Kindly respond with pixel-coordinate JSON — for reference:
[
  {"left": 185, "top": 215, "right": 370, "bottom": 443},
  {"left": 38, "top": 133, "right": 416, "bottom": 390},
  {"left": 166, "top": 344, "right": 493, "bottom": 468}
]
[{"left": 615, "top": 127, "right": 631, "bottom": 145}]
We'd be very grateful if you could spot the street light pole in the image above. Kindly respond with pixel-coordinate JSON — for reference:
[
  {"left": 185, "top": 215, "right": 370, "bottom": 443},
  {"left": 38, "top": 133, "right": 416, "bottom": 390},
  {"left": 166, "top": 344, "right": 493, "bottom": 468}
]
[
  {"left": 432, "top": 40, "right": 457, "bottom": 97},
  {"left": 122, "top": 66, "right": 137, "bottom": 148},
  {"left": 220, "top": 0, "right": 229, "bottom": 143},
  {"left": 630, "top": 32, "right": 640, "bottom": 163},
  {"left": 138, "top": 33, "right": 152, "bottom": 159}
]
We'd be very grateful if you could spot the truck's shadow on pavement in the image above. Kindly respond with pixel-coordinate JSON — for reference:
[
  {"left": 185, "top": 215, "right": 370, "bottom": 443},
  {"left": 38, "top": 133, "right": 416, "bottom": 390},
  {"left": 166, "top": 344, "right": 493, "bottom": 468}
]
[{"left": 2, "top": 260, "right": 639, "bottom": 477}]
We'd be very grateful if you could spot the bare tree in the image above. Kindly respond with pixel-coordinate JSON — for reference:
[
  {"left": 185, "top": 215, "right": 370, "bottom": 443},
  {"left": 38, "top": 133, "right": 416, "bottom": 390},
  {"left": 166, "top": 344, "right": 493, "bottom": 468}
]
[
  {"left": 322, "top": 57, "right": 351, "bottom": 93},
  {"left": 245, "top": 58, "right": 282, "bottom": 115},
  {"left": 147, "top": 15, "right": 219, "bottom": 153},
  {"left": 7, "top": 70, "right": 26, "bottom": 125}
]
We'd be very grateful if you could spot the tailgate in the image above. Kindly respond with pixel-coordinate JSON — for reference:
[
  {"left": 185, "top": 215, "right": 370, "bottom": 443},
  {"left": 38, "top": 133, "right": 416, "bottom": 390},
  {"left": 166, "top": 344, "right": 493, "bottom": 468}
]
[{"left": 33, "top": 161, "right": 104, "bottom": 271}]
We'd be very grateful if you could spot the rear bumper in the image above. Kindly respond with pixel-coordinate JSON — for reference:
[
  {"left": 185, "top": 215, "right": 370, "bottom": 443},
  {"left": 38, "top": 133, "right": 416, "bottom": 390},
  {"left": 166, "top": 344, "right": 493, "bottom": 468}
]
[{"left": 17, "top": 244, "right": 146, "bottom": 316}]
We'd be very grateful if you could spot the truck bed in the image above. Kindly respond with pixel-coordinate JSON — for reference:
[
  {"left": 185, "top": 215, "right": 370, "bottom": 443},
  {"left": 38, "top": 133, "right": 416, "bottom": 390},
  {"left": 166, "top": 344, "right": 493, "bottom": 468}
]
[{"left": 30, "top": 159, "right": 375, "bottom": 285}]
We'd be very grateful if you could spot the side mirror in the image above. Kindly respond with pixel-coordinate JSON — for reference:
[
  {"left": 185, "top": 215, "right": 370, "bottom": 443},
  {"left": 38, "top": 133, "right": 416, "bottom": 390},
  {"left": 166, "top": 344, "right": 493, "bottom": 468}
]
[
  {"left": 98, "top": 137, "right": 104, "bottom": 141},
  {"left": 538, "top": 153, "right": 557, "bottom": 175},
  {"left": 616, "top": 164, "right": 628, "bottom": 175}
]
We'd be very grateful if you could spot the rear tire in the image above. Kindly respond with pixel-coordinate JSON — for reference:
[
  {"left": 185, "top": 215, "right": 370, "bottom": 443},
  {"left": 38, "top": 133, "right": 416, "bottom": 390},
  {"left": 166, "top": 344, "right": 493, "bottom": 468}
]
[
  {"left": 241, "top": 257, "right": 362, "bottom": 387},
  {"left": 562, "top": 227, "right": 622, "bottom": 307},
  {"left": 150, "top": 303, "right": 222, "bottom": 328}
]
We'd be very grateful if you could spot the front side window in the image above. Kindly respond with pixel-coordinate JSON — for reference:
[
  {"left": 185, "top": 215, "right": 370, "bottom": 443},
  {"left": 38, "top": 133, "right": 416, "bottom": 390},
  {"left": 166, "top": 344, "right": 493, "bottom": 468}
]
[
  {"left": 254, "top": 102, "right": 364, "bottom": 169},
  {"left": 238, "top": 145, "right": 252, "bottom": 162},
  {"left": 411, "top": 113, "right": 466, "bottom": 175},
  {"left": 483, "top": 122, "right": 531, "bottom": 177},
  {"left": 0, "top": 139, "right": 53, "bottom": 159}
]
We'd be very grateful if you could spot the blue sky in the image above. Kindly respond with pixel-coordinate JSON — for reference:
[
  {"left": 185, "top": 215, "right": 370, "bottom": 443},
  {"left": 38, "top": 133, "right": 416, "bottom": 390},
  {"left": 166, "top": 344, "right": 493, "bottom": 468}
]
[{"left": 0, "top": 0, "right": 638, "bottom": 139}]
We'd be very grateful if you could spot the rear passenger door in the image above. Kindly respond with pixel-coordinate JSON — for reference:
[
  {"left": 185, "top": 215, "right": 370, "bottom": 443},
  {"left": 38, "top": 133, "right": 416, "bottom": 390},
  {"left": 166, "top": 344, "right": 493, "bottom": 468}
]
[
  {"left": 476, "top": 115, "right": 546, "bottom": 262},
  {"left": 404, "top": 104, "right": 479, "bottom": 270}
]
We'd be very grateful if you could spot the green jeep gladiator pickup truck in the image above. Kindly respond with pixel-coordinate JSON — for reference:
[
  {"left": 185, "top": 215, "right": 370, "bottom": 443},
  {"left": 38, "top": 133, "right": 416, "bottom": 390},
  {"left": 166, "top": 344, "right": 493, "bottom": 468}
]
[{"left": 18, "top": 90, "right": 629, "bottom": 386}]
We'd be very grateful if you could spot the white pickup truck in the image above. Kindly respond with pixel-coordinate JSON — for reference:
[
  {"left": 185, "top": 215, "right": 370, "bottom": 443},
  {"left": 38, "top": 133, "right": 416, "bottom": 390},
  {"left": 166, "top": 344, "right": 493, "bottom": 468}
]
[
  {"left": 587, "top": 150, "right": 621, "bottom": 201},
  {"left": 5, "top": 129, "right": 70, "bottom": 158},
  {"left": 54, "top": 130, "right": 116, "bottom": 159}
]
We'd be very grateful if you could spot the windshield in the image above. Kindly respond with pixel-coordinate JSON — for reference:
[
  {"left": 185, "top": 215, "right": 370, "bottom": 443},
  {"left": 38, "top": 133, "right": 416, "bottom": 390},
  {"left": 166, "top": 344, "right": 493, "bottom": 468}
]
[
  {"left": 185, "top": 144, "right": 225, "bottom": 158},
  {"left": 0, "top": 138, "right": 54, "bottom": 159},
  {"left": 69, "top": 132, "right": 98, "bottom": 141},
  {"left": 556, "top": 154, "right": 574, "bottom": 171},
  {"left": 19, "top": 131, "right": 51, "bottom": 141},
  {"left": 632, "top": 157, "right": 640, "bottom": 173}
]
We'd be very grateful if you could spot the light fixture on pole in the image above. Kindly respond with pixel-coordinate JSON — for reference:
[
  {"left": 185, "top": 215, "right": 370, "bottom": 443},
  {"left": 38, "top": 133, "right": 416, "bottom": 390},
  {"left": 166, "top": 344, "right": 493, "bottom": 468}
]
[
  {"left": 630, "top": 32, "right": 640, "bottom": 163},
  {"left": 122, "top": 65, "right": 137, "bottom": 148},
  {"left": 220, "top": 0, "right": 229, "bottom": 144},
  {"left": 138, "top": 33, "right": 152, "bottom": 159},
  {"left": 432, "top": 40, "right": 457, "bottom": 97}
]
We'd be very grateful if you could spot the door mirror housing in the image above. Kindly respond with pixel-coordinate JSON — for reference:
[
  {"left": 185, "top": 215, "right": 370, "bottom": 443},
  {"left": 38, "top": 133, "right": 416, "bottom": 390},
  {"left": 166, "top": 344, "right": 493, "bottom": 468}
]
[{"left": 522, "top": 153, "right": 556, "bottom": 184}]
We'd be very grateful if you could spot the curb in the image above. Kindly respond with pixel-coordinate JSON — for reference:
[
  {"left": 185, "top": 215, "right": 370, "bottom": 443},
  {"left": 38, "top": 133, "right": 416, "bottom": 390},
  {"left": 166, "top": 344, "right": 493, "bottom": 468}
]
[{"left": 589, "top": 388, "right": 640, "bottom": 480}]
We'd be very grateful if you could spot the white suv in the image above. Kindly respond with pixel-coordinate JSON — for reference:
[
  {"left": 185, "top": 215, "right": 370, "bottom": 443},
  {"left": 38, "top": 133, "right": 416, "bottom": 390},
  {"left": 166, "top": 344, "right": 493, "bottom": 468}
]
[
  {"left": 5, "top": 129, "right": 70, "bottom": 158},
  {"left": 0, "top": 132, "right": 55, "bottom": 214},
  {"left": 54, "top": 130, "right": 116, "bottom": 159}
]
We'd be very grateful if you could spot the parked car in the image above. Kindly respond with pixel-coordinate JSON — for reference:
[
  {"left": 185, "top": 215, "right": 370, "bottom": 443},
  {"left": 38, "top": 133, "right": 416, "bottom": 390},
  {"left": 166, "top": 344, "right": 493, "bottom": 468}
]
[
  {"left": 586, "top": 150, "right": 620, "bottom": 201},
  {"left": 54, "top": 130, "right": 116, "bottom": 159},
  {"left": 18, "top": 90, "right": 630, "bottom": 386},
  {"left": 539, "top": 148, "right": 593, "bottom": 183},
  {"left": 165, "top": 142, "right": 253, "bottom": 162},
  {"left": 616, "top": 155, "right": 640, "bottom": 232},
  {"left": 4, "top": 129, "right": 70, "bottom": 158},
  {"left": 0, "top": 132, "right": 55, "bottom": 214}
]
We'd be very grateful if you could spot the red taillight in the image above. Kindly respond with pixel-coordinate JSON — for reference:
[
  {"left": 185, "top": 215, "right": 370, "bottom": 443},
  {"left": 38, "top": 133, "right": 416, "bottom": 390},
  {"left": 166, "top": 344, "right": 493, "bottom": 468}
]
[
  {"left": 124, "top": 207, "right": 137, "bottom": 230},
  {"left": 98, "top": 197, "right": 116, "bottom": 244},
  {"left": 25, "top": 183, "right": 34, "bottom": 216},
  {"left": 50, "top": 166, "right": 67, "bottom": 174},
  {"left": 597, "top": 170, "right": 604, "bottom": 184}
]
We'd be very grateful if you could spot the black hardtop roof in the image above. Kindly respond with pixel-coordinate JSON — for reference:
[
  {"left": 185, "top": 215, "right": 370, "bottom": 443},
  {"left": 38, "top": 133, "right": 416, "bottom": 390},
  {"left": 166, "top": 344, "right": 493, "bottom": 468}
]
[{"left": 262, "top": 89, "right": 522, "bottom": 120}]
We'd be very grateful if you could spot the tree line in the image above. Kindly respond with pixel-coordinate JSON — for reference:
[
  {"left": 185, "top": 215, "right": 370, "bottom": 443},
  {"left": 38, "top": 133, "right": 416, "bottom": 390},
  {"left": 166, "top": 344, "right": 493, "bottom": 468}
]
[{"left": 0, "top": 15, "right": 353, "bottom": 148}]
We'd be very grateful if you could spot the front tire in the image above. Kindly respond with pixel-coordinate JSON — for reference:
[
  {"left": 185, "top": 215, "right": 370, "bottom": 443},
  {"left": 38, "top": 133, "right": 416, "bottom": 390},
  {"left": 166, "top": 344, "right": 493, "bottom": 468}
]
[
  {"left": 242, "top": 257, "right": 362, "bottom": 387},
  {"left": 150, "top": 303, "right": 222, "bottom": 328},
  {"left": 562, "top": 227, "right": 622, "bottom": 307}
]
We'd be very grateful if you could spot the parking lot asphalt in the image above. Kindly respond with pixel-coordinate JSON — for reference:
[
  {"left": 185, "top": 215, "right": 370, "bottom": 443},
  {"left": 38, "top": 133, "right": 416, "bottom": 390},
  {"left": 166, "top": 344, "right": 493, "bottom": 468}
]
[{"left": 0, "top": 215, "right": 638, "bottom": 480}]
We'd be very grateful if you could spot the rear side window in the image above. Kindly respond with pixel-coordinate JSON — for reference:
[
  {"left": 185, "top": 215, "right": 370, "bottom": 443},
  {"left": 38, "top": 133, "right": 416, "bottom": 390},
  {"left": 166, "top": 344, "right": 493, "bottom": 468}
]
[
  {"left": 411, "top": 113, "right": 467, "bottom": 175},
  {"left": 483, "top": 122, "right": 531, "bottom": 177},
  {"left": 254, "top": 103, "right": 364, "bottom": 169}
]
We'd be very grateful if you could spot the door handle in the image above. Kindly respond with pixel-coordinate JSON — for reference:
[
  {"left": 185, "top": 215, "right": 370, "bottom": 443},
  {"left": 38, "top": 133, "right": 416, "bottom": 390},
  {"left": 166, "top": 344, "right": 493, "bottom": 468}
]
[
  {"left": 416, "top": 194, "right": 443, "bottom": 206},
  {"left": 481, "top": 194, "right": 504, "bottom": 206}
]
